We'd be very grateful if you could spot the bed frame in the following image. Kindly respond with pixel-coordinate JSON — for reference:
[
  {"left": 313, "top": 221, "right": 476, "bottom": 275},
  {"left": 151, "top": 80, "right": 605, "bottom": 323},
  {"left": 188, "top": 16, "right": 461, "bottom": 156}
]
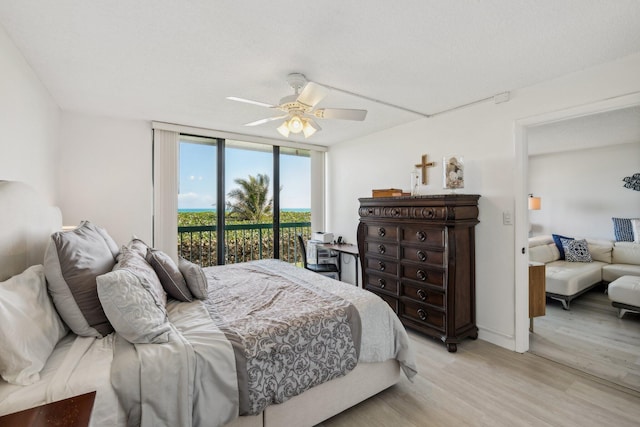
[{"left": 0, "top": 180, "right": 401, "bottom": 427}]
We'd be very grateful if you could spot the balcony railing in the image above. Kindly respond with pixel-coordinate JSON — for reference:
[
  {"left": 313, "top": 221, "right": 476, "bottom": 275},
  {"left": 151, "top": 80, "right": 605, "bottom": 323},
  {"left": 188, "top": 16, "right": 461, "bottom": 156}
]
[{"left": 178, "top": 221, "right": 312, "bottom": 267}]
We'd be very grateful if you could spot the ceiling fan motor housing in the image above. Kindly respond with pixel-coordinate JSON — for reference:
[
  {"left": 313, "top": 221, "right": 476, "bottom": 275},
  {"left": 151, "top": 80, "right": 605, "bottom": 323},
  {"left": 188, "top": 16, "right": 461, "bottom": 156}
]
[{"left": 286, "top": 73, "right": 308, "bottom": 92}]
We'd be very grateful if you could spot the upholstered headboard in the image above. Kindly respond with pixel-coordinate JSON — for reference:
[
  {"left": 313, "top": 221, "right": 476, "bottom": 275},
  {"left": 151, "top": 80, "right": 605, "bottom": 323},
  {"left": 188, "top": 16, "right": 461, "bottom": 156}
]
[{"left": 0, "top": 181, "right": 62, "bottom": 281}]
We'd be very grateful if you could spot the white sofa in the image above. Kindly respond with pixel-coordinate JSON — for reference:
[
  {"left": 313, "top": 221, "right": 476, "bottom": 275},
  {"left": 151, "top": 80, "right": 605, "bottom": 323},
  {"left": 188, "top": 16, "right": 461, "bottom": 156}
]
[{"left": 528, "top": 235, "right": 640, "bottom": 310}]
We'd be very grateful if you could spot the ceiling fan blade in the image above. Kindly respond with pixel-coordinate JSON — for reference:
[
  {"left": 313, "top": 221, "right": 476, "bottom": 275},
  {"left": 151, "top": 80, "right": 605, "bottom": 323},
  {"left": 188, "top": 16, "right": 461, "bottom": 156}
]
[
  {"left": 226, "top": 96, "right": 275, "bottom": 108},
  {"left": 314, "top": 108, "right": 368, "bottom": 121},
  {"left": 296, "top": 82, "right": 328, "bottom": 107},
  {"left": 244, "top": 115, "right": 288, "bottom": 127}
]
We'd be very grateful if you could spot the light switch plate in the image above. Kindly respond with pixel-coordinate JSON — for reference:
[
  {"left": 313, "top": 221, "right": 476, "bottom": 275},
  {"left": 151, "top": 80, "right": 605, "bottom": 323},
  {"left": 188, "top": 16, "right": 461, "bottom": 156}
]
[{"left": 503, "top": 211, "right": 513, "bottom": 225}]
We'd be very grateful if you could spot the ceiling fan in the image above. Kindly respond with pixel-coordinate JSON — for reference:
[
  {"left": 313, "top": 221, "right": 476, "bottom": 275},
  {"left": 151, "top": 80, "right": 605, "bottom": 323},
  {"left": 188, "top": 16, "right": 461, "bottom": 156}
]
[{"left": 227, "top": 73, "right": 367, "bottom": 138}]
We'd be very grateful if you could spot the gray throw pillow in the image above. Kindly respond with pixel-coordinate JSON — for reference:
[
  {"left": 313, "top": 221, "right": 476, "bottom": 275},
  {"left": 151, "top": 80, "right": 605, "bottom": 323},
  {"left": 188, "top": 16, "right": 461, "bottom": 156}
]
[
  {"left": 115, "top": 246, "right": 167, "bottom": 308},
  {"left": 178, "top": 257, "right": 208, "bottom": 300},
  {"left": 124, "top": 236, "right": 151, "bottom": 258},
  {"left": 146, "top": 248, "right": 193, "bottom": 302},
  {"left": 44, "top": 221, "right": 119, "bottom": 337},
  {"left": 97, "top": 269, "right": 171, "bottom": 344}
]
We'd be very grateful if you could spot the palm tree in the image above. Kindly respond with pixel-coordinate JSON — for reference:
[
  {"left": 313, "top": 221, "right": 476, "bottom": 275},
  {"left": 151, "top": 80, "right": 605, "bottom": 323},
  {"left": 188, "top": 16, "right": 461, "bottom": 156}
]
[{"left": 226, "top": 173, "right": 273, "bottom": 222}]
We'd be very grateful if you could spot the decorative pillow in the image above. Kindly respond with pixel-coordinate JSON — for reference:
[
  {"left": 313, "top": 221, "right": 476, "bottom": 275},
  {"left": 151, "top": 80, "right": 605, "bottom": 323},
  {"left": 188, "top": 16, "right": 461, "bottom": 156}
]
[
  {"left": 552, "top": 234, "right": 573, "bottom": 260},
  {"left": 44, "top": 220, "right": 119, "bottom": 338},
  {"left": 612, "top": 217, "right": 637, "bottom": 242},
  {"left": 115, "top": 246, "right": 167, "bottom": 308},
  {"left": 561, "top": 238, "right": 592, "bottom": 263},
  {"left": 97, "top": 270, "right": 171, "bottom": 344},
  {"left": 632, "top": 219, "right": 640, "bottom": 244},
  {"left": 124, "top": 236, "right": 151, "bottom": 258},
  {"left": 0, "top": 265, "right": 67, "bottom": 385},
  {"left": 146, "top": 248, "right": 193, "bottom": 302},
  {"left": 178, "top": 257, "right": 208, "bottom": 300}
]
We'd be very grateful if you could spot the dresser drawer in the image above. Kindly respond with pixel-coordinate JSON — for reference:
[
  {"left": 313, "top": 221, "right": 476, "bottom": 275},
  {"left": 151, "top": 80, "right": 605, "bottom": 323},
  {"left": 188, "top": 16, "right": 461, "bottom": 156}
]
[
  {"left": 365, "top": 274, "right": 399, "bottom": 295},
  {"left": 401, "top": 247, "right": 444, "bottom": 266},
  {"left": 400, "top": 225, "right": 445, "bottom": 247},
  {"left": 400, "top": 300, "right": 445, "bottom": 331},
  {"left": 365, "top": 224, "right": 398, "bottom": 241},
  {"left": 366, "top": 241, "right": 399, "bottom": 258},
  {"left": 366, "top": 257, "right": 399, "bottom": 275},
  {"left": 402, "top": 283, "right": 444, "bottom": 307},
  {"left": 402, "top": 265, "right": 445, "bottom": 288}
]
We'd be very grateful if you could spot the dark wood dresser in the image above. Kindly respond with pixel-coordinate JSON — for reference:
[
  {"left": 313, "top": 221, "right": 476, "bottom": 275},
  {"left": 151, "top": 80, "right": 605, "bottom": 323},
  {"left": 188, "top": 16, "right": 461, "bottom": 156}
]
[{"left": 357, "top": 194, "right": 480, "bottom": 352}]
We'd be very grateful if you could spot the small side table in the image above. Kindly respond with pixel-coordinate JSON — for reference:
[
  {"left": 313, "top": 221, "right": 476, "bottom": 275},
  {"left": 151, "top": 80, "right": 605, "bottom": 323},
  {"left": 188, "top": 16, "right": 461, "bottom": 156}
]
[
  {"left": 529, "top": 262, "right": 546, "bottom": 332},
  {"left": 0, "top": 391, "right": 96, "bottom": 427}
]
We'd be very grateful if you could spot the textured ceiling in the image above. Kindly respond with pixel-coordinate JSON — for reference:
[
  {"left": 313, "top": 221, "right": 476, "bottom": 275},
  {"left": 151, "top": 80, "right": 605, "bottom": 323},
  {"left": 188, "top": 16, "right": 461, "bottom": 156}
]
[
  {"left": 528, "top": 106, "right": 640, "bottom": 156},
  {"left": 2, "top": 1, "right": 640, "bottom": 146}
]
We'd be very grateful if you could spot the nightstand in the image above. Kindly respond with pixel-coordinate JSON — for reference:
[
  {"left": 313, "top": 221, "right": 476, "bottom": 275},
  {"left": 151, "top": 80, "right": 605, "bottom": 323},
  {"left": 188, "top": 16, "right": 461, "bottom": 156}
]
[
  {"left": 529, "top": 262, "right": 546, "bottom": 332},
  {"left": 0, "top": 391, "right": 96, "bottom": 427}
]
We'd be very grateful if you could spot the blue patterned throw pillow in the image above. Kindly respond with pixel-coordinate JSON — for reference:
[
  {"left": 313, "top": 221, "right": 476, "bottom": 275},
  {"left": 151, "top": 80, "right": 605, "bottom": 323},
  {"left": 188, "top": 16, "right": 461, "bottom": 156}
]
[
  {"left": 552, "top": 234, "right": 573, "bottom": 260},
  {"left": 561, "top": 238, "right": 592, "bottom": 263},
  {"left": 612, "top": 217, "right": 637, "bottom": 242}
]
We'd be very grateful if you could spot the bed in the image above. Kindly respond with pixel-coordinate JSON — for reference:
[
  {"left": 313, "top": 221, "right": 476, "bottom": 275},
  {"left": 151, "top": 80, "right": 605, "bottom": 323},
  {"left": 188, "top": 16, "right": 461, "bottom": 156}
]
[{"left": 0, "top": 180, "right": 416, "bottom": 427}]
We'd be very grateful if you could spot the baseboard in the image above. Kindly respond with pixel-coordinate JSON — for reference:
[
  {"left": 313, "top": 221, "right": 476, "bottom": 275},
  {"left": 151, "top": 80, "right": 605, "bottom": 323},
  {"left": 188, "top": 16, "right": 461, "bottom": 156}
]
[{"left": 477, "top": 325, "right": 516, "bottom": 351}]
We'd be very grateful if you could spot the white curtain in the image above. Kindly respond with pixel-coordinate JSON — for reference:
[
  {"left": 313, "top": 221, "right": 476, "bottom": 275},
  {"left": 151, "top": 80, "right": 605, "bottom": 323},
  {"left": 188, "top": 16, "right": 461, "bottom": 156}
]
[{"left": 152, "top": 128, "right": 179, "bottom": 261}]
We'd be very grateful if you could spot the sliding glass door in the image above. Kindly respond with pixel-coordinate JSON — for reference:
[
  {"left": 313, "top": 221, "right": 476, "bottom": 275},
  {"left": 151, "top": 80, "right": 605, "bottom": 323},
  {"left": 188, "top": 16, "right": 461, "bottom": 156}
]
[{"left": 177, "top": 136, "right": 312, "bottom": 267}]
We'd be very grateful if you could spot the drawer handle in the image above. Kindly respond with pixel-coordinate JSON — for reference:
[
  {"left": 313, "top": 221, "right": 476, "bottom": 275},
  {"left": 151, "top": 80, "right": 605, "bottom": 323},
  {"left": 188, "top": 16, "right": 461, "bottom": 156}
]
[
  {"left": 378, "top": 244, "right": 386, "bottom": 254},
  {"left": 417, "top": 270, "right": 427, "bottom": 281},
  {"left": 368, "top": 208, "right": 374, "bottom": 214},
  {"left": 378, "top": 261, "right": 386, "bottom": 271},
  {"left": 416, "top": 289, "right": 428, "bottom": 301},
  {"left": 416, "top": 231, "right": 427, "bottom": 241},
  {"left": 378, "top": 227, "right": 386, "bottom": 237},
  {"left": 378, "top": 278, "right": 386, "bottom": 289},
  {"left": 417, "top": 250, "right": 427, "bottom": 262},
  {"left": 417, "top": 308, "right": 428, "bottom": 321}
]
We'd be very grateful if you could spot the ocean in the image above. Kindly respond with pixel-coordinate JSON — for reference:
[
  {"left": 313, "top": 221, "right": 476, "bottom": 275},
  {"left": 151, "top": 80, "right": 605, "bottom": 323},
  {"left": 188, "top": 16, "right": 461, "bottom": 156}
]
[{"left": 178, "top": 208, "right": 310, "bottom": 213}]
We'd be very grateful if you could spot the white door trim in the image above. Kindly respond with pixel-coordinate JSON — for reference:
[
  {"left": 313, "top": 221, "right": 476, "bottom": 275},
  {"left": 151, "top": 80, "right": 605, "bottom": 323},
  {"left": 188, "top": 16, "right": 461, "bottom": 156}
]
[{"left": 513, "top": 91, "right": 640, "bottom": 353}]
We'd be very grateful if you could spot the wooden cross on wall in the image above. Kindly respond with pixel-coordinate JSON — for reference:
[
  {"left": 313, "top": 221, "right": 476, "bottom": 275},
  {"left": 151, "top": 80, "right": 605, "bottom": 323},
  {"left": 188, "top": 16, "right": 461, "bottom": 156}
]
[{"left": 415, "top": 154, "right": 435, "bottom": 185}]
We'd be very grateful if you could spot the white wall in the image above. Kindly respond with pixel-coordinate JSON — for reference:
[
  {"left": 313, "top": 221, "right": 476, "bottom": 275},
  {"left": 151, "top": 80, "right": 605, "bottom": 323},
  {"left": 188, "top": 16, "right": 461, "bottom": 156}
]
[
  {"left": 529, "top": 142, "right": 640, "bottom": 239},
  {"left": 327, "top": 52, "right": 640, "bottom": 350},
  {"left": 0, "top": 24, "right": 60, "bottom": 202},
  {"left": 58, "top": 112, "right": 152, "bottom": 246}
]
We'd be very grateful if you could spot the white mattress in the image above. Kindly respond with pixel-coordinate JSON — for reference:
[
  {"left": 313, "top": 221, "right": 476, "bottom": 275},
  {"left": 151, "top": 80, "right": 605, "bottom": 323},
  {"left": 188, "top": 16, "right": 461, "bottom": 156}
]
[{"left": 0, "top": 332, "right": 125, "bottom": 426}]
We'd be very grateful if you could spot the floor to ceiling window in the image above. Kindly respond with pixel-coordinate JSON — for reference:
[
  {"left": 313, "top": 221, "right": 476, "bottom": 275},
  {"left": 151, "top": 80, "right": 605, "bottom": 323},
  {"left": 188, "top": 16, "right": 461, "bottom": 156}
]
[
  {"left": 177, "top": 135, "right": 312, "bottom": 267},
  {"left": 177, "top": 135, "right": 219, "bottom": 265},
  {"left": 279, "top": 147, "right": 312, "bottom": 264}
]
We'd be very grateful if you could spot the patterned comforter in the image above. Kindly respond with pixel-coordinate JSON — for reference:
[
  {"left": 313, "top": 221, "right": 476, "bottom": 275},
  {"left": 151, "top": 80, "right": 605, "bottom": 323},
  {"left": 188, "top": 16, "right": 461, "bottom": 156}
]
[{"left": 112, "top": 259, "right": 416, "bottom": 427}]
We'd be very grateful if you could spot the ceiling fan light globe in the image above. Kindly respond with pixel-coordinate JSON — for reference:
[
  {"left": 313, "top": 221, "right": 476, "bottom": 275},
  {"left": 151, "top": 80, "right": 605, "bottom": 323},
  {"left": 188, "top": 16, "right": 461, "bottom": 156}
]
[
  {"left": 303, "top": 124, "right": 316, "bottom": 138},
  {"left": 277, "top": 122, "right": 290, "bottom": 137},
  {"left": 288, "top": 116, "right": 303, "bottom": 133},
  {"left": 302, "top": 118, "right": 320, "bottom": 138}
]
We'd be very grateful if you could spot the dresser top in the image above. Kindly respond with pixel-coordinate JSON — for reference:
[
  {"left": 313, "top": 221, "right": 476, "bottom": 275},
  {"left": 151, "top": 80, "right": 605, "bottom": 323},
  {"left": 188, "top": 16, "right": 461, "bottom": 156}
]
[{"left": 359, "top": 194, "right": 480, "bottom": 206}]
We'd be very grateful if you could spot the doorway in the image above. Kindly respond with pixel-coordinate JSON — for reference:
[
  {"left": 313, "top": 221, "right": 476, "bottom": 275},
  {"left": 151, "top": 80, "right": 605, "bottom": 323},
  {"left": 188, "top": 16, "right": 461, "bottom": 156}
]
[{"left": 514, "top": 92, "right": 640, "bottom": 388}]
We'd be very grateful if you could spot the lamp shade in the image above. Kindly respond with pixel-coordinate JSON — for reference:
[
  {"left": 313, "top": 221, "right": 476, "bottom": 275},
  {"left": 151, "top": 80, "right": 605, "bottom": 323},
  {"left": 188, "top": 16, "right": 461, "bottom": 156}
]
[{"left": 528, "top": 195, "right": 541, "bottom": 210}]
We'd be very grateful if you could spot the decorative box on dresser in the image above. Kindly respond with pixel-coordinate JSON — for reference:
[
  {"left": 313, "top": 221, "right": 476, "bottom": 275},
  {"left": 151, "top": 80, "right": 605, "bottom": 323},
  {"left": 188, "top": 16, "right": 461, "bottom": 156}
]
[{"left": 357, "top": 194, "right": 480, "bottom": 352}]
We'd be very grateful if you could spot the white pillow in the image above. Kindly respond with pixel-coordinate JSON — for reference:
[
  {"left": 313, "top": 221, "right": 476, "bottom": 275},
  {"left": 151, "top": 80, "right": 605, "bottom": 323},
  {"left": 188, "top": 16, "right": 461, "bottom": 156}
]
[
  {"left": 0, "top": 265, "right": 67, "bottom": 385},
  {"left": 632, "top": 219, "right": 640, "bottom": 244},
  {"left": 96, "top": 269, "right": 171, "bottom": 344}
]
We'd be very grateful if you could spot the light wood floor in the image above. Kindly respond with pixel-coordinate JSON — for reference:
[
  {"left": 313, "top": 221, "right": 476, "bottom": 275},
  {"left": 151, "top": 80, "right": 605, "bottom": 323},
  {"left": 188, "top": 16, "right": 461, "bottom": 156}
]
[
  {"left": 529, "top": 287, "right": 640, "bottom": 392},
  {"left": 318, "top": 329, "right": 640, "bottom": 427}
]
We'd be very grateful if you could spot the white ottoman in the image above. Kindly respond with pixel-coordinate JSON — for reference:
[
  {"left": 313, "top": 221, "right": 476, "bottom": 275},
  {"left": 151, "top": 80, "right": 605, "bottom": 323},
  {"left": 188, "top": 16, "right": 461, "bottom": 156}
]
[{"left": 608, "top": 275, "right": 640, "bottom": 318}]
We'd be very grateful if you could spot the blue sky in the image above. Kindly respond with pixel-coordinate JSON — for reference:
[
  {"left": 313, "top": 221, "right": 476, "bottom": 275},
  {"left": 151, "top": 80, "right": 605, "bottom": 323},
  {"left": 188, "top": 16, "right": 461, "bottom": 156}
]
[{"left": 178, "top": 141, "right": 310, "bottom": 210}]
